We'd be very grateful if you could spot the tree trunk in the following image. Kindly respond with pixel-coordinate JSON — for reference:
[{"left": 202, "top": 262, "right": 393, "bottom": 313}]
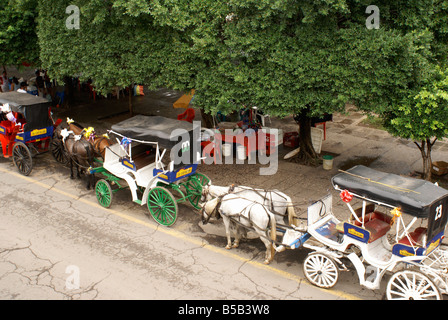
[
  {"left": 295, "top": 107, "right": 319, "bottom": 165},
  {"left": 200, "top": 108, "right": 214, "bottom": 128},
  {"left": 415, "top": 138, "right": 436, "bottom": 181}
]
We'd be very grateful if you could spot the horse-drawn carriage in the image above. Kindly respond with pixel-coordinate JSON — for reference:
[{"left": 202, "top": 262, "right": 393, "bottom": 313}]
[
  {"left": 0, "top": 92, "right": 63, "bottom": 176},
  {"left": 90, "top": 115, "right": 211, "bottom": 226},
  {"left": 201, "top": 165, "right": 448, "bottom": 299},
  {"left": 302, "top": 165, "right": 448, "bottom": 299}
]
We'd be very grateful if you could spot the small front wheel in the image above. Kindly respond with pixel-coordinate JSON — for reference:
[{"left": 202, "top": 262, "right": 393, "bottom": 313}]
[
  {"left": 95, "top": 179, "right": 113, "bottom": 208},
  {"left": 303, "top": 252, "right": 339, "bottom": 289},
  {"left": 185, "top": 173, "right": 210, "bottom": 210},
  {"left": 147, "top": 187, "right": 178, "bottom": 226},
  {"left": 50, "top": 136, "right": 68, "bottom": 165}
]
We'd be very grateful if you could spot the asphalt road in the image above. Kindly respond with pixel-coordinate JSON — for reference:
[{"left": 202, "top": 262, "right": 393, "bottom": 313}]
[{"left": 0, "top": 152, "right": 386, "bottom": 302}]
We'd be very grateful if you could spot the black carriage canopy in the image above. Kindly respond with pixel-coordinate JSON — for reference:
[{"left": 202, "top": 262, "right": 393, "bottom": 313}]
[
  {"left": 332, "top": 165, "right": 448, "bottom": 240},
  {"left": 0, "top": 91, "right": 53, "bottom": 131},
  {"left": 111, "top": 115, "right": 199, "bottom": 165}
]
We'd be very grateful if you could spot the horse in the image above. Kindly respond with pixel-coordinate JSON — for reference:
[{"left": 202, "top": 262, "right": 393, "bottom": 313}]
[
  {"left": 201, "top": 194, "right": 277, "bottom": 265},
  {"left": 66, "top": 118, "right": 113, "bottom": 159},
  {"left": 60, "top": 128, "right": 96, "bottom": 189},
  {"left": 201, "top": 184, "right": 297, "bottom": 226}
]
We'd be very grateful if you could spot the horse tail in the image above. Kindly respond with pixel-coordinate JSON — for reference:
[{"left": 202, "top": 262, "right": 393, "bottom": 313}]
[
  {"left": 269, "top": 211, "right": 277, "bottom": 260},
  {"left": 284, "top": 195, "right": 296, "bottom": 226}
]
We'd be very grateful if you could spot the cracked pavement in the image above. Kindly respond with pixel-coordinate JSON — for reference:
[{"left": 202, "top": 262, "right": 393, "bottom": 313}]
[{"left": 0, "top": 136, "right": 390, "bottom": 300}]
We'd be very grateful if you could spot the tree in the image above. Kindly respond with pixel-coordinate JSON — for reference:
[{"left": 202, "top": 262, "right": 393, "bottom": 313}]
[
  {"left": 139, "top": 0, "right": 444, "bottom": 165},
  {"left": 383, "top": 67, "right": 448, "bottom": 180},
  {"left": 37, "top": 0, "right": 448, "bottom": 171},
  {"left": 0, "top": 0, "right": 40, "bottom": 68},
  {"left": 37, "top": 0, "right": 169, "bottom": 110}
]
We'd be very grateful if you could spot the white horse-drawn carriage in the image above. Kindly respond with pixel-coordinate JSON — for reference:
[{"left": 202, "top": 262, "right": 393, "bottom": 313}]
[
  {"left": 91, "top": 115, "right": 210, "bottom": 226},
  {"left": 201, "top": 165, "right": 448, "bottom": 300}
]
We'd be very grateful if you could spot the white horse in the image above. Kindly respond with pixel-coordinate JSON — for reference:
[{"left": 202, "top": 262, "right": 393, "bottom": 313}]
[
  {"left": 201, "top": 193, "right": 277, "bottom": 265},
  {"left": 201, "top": 184, "right": 297, "bottom": 226}
]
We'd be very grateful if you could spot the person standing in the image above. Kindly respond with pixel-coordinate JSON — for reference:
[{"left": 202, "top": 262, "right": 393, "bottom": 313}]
[
  {"left": 1, "top": 71, "right": 8, "bottom": 93},
  {"left": 10, "top": 77, "right": 19, "bottom": 91},
  {"left": 35, "top": 70, "right": 44, "bottom": 96}
]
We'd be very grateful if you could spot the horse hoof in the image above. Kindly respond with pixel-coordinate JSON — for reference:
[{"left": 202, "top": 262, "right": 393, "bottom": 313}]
[
  {"left": 263, "top": 260, "right": 270, "bottom": 265},
  {"left": 225, "top": 245, "right": 232, "bottom": 250},
  {"left": 232, "top": 243, "right": 239, "bottom": 248}
]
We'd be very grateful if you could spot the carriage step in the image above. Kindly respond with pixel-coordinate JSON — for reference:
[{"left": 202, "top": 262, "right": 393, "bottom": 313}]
[{"left": 133, "top": 199, "right": 142, "bottom": 205}]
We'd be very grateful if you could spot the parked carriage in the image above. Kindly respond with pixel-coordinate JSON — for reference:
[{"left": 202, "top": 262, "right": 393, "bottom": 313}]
[
  {"left": 301, "top": 165, "right": 448, "bottom": 299},
  {"left": 0, "top": 92, "right": 63, "bottom": 176},
  {"left": 201, "top": 165, "right": 448, "bottom": 299},
  {"left": 91, "top": 115, "right": 211, "bottom": 226}
]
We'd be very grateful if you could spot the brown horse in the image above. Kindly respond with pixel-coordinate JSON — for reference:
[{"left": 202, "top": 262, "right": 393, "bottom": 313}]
[
  {"left": 59, "top": 127, "right": 96, "bottom": 189},
  {"left": 67, "top": 120, "right": 113, "bottom": 159}
]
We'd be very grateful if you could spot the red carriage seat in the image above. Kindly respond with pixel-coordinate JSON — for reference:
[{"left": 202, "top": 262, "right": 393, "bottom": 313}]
[
  {"left": 398, "top": 227, "right": 427, "bottom": 247},
  {"left": 351, "top": 211, "right": 392, "bottom": 243}
]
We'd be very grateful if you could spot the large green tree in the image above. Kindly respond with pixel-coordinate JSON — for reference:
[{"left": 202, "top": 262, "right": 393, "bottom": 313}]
[
  {"left": 37, "top": 0, "right": 171, "bottom": 110},
  {"left": 383, "top": 67, "right": 448, "bottom": 180},
  {"left": 119, "top": 0, "right": 445, "bottom": 164},
  {"left": 38, "top": 0, "right": 448, "bottom": 168},
  {"left": 0, "top": 0, "right": 40, "bottom": 68}
]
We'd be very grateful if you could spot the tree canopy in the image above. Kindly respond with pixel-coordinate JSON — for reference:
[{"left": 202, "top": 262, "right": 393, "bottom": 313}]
[
  {"left": 0, "top": 0, "right": 40, "bottom": 68},
  {"left": 36, "top": 1, "right": 446, "bottom": 112}
]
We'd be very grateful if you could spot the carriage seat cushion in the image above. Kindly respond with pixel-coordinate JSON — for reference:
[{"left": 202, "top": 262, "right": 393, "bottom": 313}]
[
  {"left": 398, "top": 227, "right": 427, "bottom": 247},
  {"left": 364, "top": 218, "right": 391, "bottom": 243},
  {"left": 351, "top": 212, "right": 391, "bottom": 243}
]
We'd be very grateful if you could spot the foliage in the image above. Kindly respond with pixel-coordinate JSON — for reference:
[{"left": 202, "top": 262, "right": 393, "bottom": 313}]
[
  {"left": 384, "top": 67, "right": 448, "bottom": 141},
  {"left": 37, "top": 0, "right": 168, "bottom": 94},
  {"left": 35, "top": 0, "right": 448, "bottom": 167},
  {"left": 0, "top": 0, "right": 40, "bottom": 67}
]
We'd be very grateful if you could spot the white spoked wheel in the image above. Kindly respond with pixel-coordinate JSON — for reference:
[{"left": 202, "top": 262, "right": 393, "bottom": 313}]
[
  {"left": 386, "top": 270, "right": 441, "bottom": 300},
  {"left": 303, "top": 252, "right": 339, "bottom": 289}
]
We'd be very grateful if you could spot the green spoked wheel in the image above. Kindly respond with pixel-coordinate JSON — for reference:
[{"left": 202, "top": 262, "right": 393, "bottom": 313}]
[
  {"left": 185, "top": 173, "right": 211, "bottom": 210},
  {"left": 12, "top": 142, "right": 33, "bottom": 176},
  {"left": 95, "top": 179, "right": 113, "bottom": 208},
  {"left": 147, "top": 187, "right": 178, "bottom": 226}
]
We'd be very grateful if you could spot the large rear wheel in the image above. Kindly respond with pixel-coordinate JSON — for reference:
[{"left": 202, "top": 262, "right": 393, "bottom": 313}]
[
  {"left": 147, "top": 187, "right": 178, "bottom": 226},
  {"left": 386, "top": 270, "right": 441, "bottom": 300},
  {"left": 12, "top": 142, "right": 33, "bottom": 176}
]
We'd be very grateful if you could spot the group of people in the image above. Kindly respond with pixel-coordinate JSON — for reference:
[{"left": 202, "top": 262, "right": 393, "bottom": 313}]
[{"left": 0, "top": 69, "right": 54, "bottom": 100}]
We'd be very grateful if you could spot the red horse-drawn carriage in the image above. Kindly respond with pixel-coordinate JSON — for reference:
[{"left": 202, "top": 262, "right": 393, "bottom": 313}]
[{"left": 0, "top": 92, "right": 64, "bottom": 176}]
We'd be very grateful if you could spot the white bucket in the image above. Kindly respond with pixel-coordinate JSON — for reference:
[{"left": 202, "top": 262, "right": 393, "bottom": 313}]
[
  {"left": 323, "top": 155, "right": 333, "bottom": 170},
  {"left": 222, "top": 144, "right": 232, "bottom": 157},
  {"left": 237, "top": 145, "right": 246, "bottom": 160}
]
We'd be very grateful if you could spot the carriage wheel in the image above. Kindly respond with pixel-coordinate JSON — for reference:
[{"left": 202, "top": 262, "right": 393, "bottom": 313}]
[
  {"left": 386, "top": 270, "right": 441, "bottom": 300},
  {"left": 12, "top": 142, "right": 33, "bottom": 176},
  {"left": 95, "top": 179, "right": 113, "bottom": 208},
  {"left": 185, "top": 173, "right": 211, "bottom": 210},
  {"left": 303, "top": 252, "right": 339, "bottom": 289},
  {"left": 147, "top": 187, "right": 178, "bottom": 226},
  {"left": 50, "top": 136, "right": 69, "bottom": 165}
]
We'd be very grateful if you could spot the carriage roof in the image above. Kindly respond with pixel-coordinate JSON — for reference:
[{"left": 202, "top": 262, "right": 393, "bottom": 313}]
[
  {"left": 0, "top": 92, "right": 53, "bottom": 131},
  {"left": 331, "top": 165, "right": 448, "bottom": 219},
  {"left": 110, "top": 115, "right": 195, "bottom": 149}
]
